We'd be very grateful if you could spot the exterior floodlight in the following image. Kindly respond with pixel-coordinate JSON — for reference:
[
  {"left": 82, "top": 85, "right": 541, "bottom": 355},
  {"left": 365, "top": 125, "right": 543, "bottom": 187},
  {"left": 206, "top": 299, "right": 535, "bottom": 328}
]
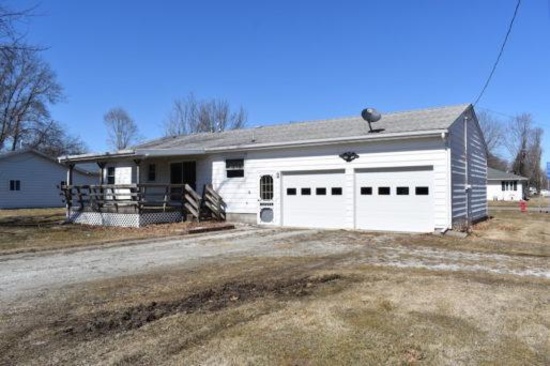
[{"left": 361, "top": 107, "right": 382, "bottom": 133}]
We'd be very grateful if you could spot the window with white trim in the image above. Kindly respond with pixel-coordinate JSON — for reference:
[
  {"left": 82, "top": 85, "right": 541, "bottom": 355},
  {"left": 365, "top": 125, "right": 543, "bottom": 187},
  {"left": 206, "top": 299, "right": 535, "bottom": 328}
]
[{"left": 226, "top": 159, "right": 244, "bottom": 178}]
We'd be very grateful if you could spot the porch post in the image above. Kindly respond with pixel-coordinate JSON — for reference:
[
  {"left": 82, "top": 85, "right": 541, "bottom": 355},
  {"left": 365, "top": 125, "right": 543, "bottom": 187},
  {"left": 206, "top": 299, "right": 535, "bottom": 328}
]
[
  {"left": 66, "top": 163, "right": 75, "bottom": 185},
  {"left": 133, "top": 159, "right": 142, "bottom": 184},
  {"left": 65, "top": 163, "right": 75, "bottom": 218},
  {"left": 97, "top": 161, "right": 107, "bottom": 185}
]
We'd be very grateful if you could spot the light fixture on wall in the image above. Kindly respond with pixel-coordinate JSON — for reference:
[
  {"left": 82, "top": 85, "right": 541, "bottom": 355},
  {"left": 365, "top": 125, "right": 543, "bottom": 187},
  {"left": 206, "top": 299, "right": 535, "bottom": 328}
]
[{"left": 339, "top": 151, "right": 359, "bottom": 162}]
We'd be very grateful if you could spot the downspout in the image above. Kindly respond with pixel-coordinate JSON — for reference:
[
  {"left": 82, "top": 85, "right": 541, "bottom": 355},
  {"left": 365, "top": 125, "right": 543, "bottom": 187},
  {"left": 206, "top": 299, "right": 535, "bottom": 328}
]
[{"left": 443, "top": 131, "right": 453, "bottom": 230}]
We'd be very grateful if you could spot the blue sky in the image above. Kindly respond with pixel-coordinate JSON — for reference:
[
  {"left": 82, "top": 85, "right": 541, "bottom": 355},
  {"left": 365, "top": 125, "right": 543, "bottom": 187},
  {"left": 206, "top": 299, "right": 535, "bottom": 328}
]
[{"left": 9, "top": 0, "right": 550, "bottom": 165}]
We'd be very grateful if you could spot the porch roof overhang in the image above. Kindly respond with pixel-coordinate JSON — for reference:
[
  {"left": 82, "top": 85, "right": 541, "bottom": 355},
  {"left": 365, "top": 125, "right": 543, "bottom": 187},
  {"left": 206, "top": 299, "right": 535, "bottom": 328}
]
[
  {"left": 58, "top": 149, "right": 206, "bottom": 164},
  {"left": 58, "top": 129, "right": 447, "bottom": 164}
]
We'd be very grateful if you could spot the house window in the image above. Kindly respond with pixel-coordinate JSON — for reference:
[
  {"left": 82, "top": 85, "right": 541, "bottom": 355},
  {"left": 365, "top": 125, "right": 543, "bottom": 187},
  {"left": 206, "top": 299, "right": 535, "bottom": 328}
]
[
  {"left": 316, "top": 188, "right": 327, "bottom": 195},
  {"left": 148, "top": 164, "right": 156, "bottom": 181},
  {"left": 107, "top": 167, "right": 115, "bottom": 185},
  {"left": 396, "top": 187, "right": 409, "bottom": 195},
  {"left": 502, "top": 181, "right": 517, "bottom": 191},
  {"left": 226, "top": 159, "right": 244, "bottom": 178},
  {"left": 9, "top": 180, "right": 21, "bottom": 191},
  {"left": 301, "top": 188, "right": 311, "bottom": 195},
  {"left": 360, "top": 187, "right": 372, "bottom": 195},
  {"left": 287, "top": 188, "right": 297, "bottom": 195},
  {"left": 378, "top": 187, "right": 390, "bottom": 195}
]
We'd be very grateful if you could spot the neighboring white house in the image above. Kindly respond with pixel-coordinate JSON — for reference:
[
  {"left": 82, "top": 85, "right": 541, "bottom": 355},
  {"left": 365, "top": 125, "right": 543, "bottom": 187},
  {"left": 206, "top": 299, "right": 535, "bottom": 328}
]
[
  {"left": 0, "top": 149, "right": 98, "bottom": 209},
  {"left": 60, "top": 104, "right": 488, "bottom": 232},
  {"left": 487, "top": 167, "right": 527, "bottom": 201}
]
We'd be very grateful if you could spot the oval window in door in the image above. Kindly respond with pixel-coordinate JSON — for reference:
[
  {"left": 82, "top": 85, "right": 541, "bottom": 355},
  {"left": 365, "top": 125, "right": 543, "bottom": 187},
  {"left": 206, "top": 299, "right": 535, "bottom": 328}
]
[{"left": 260, "top": 175, "right": 274, "bottom": 200}]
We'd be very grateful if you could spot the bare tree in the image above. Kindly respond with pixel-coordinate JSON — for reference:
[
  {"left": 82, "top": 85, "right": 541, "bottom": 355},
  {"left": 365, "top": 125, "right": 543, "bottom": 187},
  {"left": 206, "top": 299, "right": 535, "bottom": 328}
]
[
  {"left": 526, "top": 127, "right": 543, "bottom": 193},
  {"left": 0, "top": 4, "right": 40, "bottom": 57},
  {"left": 477, "top": 110, "right": 509, "bottom": 170},
  {"left": 477, "top": 110, "right": 504, "bottom": 155},
  {"left": 104, "top": 107, "right": 140, "bottom": 150},
  {"left": 0, "top": 48, "right": 63, "bottom": 151},
  {"left": 24, "top": 120, "right": 88, "bottom": 157},
  {"left": 506, "top": 113, "right": 532, "bottom": 178},
  {"left": 163, "top": 93, "right": 247, "bottom": 136}
]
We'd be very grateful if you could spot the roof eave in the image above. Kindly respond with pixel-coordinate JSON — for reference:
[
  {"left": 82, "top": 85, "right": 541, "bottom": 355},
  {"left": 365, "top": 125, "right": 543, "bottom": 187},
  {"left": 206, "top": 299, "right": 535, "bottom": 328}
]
[
  {"left": 205, "top": 129, "right": 448, "bottom": 153},
  {"left": 58, "top": 149, "right": 206, "bottom": 163}
]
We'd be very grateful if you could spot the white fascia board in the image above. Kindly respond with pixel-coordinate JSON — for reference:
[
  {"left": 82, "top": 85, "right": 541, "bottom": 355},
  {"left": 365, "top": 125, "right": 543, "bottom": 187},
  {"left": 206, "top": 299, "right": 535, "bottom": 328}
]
[
  {"left": 58, "top": 150, "right": 140, "bottom": 163},
  {"left": 135, "top": 149, "right": 206, "bottom": 157},
  {"left": 205, "top": 129, "right": 447, "bottom": 153}
]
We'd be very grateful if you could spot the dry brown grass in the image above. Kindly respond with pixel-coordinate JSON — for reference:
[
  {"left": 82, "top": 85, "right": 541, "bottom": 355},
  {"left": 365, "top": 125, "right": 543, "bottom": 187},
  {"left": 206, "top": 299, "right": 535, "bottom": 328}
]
[
  {"left": 0, "top": 208, "right": 227, "bottom": 255},
  {"left": 1, "top": 255, "right": 549, "bottom": 365}
]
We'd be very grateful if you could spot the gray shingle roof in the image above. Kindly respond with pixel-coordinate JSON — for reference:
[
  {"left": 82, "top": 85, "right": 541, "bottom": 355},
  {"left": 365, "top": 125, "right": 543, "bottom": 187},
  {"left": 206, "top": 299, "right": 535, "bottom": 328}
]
[
  {"left": 136, "top": 104, "right": 471, "bottom": 151},
  {"left": 487, "top": 167, "right": 527, "bottom": 181}
]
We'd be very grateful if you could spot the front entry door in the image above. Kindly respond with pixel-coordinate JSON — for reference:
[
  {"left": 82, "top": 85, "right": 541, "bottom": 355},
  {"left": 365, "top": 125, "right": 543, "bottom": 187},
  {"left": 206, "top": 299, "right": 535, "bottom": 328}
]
[{"left": 257, "top": 174, "right": 275, "bottom": 224}]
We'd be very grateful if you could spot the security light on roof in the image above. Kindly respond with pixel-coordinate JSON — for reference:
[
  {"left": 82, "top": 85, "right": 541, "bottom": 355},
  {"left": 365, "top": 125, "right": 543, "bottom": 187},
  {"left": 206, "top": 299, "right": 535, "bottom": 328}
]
[{"left": 361, "top": 107, "right": 383, "bottom": 133}]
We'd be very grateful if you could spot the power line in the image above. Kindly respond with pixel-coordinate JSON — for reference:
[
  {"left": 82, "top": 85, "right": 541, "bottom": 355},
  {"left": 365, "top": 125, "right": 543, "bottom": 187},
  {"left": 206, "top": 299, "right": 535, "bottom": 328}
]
[{"left": 473, "top": 0, "right": 522, "bottom": 106}]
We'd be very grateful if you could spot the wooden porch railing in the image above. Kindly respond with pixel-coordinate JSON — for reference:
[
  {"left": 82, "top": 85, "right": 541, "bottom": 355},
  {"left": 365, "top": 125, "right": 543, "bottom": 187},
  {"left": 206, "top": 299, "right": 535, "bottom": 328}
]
[{"left": 59, "top": 183, "right": 226, "bottom": 222}]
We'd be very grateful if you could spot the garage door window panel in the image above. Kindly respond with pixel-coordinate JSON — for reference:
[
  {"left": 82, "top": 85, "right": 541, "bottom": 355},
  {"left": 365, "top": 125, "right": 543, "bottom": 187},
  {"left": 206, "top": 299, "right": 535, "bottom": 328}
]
[
  {"left": 396, "top": 187, "right": 409, "bottom": 195},
  {"left": 331, "top": 187, "right": 342, "bottom": 195},
  {"left": 415, "top": 187, "right": 429, "bottom": 195},
  {"left": 287, "top": 188, "right": 297, "bottom": 195},
  {"left": 301, "top": 188, "right": 311, "bottom": 195},
  {"left": 378, "top": 187, "right": 390, "bottom": 195},
  {"left": 360, "top": 187, "right": 372, "bottom": 195},
  {"left": 316, "top": 188, "right": 327, "bottom": 195}
]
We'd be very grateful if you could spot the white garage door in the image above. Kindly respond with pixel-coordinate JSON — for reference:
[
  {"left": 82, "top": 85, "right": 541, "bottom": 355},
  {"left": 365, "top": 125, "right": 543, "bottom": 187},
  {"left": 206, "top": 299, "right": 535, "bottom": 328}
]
[
  {"left": 355, "top": 167, "right": 434, "bottom": 233},
  {"left": 282, "top": 170, "right": 346, "bottom": 229}
]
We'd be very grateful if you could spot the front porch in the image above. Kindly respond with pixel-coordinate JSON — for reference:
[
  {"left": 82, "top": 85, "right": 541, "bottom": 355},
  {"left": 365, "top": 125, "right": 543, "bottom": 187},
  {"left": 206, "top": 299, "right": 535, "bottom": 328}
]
[{"left": 60, "top": 183, "right": 226, "bottom": 227}]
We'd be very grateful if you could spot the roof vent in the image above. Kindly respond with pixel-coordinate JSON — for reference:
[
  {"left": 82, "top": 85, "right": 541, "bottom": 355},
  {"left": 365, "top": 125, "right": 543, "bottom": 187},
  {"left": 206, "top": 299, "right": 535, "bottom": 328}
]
[{"left": 361, "top": 107, "right": 384, "bottom": 133}]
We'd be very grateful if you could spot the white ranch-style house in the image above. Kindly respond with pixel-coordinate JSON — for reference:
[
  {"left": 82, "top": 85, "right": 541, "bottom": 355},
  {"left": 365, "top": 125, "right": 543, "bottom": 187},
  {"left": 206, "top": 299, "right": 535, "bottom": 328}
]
[
  {"left": 59, "top": 104, "right": 488, "bottom": 232},
  {"left": 486, "top": 167, "right": 527, "bottom": 201}
]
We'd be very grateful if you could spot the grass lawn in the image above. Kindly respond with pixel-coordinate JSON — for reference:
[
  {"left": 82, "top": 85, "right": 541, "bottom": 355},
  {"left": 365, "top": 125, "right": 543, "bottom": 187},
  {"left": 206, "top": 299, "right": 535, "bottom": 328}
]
[
  {"left": 0, "top": 208, "right": 226, "bottom": 255},
  {"left": 1, "top": 207, "right": 549, "bottom": 364},
  {"left": 1, "top": 256, "right": 549, "bottom": 365}
]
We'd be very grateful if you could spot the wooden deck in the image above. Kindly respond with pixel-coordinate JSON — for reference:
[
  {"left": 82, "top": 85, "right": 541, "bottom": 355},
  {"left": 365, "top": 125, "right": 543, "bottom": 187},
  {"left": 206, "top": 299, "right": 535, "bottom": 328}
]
[{"left": 59, "top": 183, "right": 226, "bottom": 224}]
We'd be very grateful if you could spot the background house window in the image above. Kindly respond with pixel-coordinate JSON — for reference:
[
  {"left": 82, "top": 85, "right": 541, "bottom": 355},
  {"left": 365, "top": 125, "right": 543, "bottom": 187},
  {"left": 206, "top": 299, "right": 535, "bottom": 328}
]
[
  {"left": 226, "top": 159, "right": 244, "bottom": 178},
  {"left": 148, "top": 164, "right": 156, "bottom": 181},
  {"left": 107, "top": 167, "right": 115, "bottom": 184},
  {"left": 9, "top": 180, "right": 21, "bottom": 191}
]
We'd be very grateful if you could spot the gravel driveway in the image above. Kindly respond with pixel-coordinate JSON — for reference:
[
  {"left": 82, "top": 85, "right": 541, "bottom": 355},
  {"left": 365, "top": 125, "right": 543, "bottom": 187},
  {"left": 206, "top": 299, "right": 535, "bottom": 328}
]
[{"left": 1, "top": 226, "right": 549, "bottom": 306}]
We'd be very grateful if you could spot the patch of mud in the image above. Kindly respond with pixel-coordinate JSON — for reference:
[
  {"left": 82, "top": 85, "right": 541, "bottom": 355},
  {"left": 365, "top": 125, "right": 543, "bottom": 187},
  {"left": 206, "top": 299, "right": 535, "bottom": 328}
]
[{"left": 56, "top": 274, "right": 341, "bottom": 338}]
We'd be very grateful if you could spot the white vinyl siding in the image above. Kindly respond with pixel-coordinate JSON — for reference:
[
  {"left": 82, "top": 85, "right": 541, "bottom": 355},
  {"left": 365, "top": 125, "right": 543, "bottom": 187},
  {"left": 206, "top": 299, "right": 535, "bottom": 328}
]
[
  {"left": 210, "top": 137, "right": 450, "bottom": 230},
  {"left": 0, "top": 151, "right": 97, "bottom": 209},
  {"left": 487, "top": 181, "right": 523, "bottom": 201}
]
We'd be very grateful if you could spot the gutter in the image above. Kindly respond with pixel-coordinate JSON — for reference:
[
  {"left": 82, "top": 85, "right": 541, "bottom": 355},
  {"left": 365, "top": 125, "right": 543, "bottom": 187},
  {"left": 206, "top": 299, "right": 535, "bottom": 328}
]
[
  {"left": 205, "top": 129, "right": 448, "bottom": 153},
  {"left": 58, "top": 129, "right": 447, "bottom": 162}
]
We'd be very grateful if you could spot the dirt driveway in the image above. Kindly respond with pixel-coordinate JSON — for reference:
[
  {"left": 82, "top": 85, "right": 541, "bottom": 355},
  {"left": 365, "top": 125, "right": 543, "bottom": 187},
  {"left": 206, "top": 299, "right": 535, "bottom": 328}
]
[{"left": 2, "top": 226, "right": 549, "bottom": 307}]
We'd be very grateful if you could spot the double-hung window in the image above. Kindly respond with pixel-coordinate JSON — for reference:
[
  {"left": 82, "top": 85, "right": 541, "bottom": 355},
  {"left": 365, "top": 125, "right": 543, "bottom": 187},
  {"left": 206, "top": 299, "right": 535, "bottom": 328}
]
[{"left": 226, "top": 159, "right": 244, "bottom": 178}]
